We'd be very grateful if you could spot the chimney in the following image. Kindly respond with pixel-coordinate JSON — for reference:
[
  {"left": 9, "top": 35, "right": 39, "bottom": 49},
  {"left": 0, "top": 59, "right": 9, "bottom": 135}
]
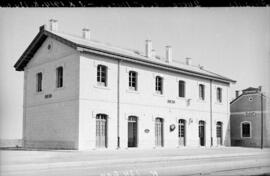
[
  {"left": 166, "top": 46, "right": 172, "bottom": 63},
  {"left": 82, "top": 28, "right": 91, "bottom": 40},
  {"left": 49, "top": 19, "right": 58, "bottom": 31},
  {"left": 198, "top": 65, "right": 204, "bottom": 70},
  {"left": 258, "top": 86, "right": 262, "bottom": 92},
  {"left": 145, "top": 40, "right": 152, "bottom": 58},
  {"left": 186, "top": 57, "right": 192, "bottom": 65},
  {"left": 151, "top": 49, "right": 156, "bottom": 58},
  {"left": 235, "top": 90, "right": 239, "bottom": 98}
]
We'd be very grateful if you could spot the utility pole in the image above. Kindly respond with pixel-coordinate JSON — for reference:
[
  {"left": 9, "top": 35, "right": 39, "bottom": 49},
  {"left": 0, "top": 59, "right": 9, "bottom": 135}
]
[
  {"left": 260, "top": 93, "right": 263, "bottom": 149},
  {"left": 210, "top": 80, "right": 213, "bottom": 147}
]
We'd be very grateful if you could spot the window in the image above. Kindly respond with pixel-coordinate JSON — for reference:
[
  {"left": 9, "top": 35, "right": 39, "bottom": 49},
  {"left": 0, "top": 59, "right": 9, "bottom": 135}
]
[
  {"left": 36, "top": 72, "right": 42, "bottom": 92},
  {"left": 199, "top": 84, "right": 205, "bottom": 100},
  {"left": 56, "top": 66, "right": 63, "bottom": 88},
  {"left": 178, "top": 81, "right": 185, "bottom": 97},
  {"left": 129, "top": 71, "right": 137, "bottom": 91},
  {"left": 97, "top": 65, "right": 107, "bottom": 86},
  {"left": 155, "top": 76, "right": 163, "bottom": 94},
  {"left": 241, "top": 122, "right": 251, "bottom": 138},
  {"left": 217, "top": 87, "right": 222, "bottom": 102}
]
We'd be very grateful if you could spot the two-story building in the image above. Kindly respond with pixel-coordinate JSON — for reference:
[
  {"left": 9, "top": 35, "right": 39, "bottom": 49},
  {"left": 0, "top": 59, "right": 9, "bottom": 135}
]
[{"left": 14, "top": 19, "right": 236, "bottom": 150}]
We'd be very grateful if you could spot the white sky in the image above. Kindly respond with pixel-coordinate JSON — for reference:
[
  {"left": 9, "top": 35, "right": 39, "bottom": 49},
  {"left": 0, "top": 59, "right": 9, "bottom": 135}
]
[{"left": 0, "top": 8, "right": 269, "bottom": 139}]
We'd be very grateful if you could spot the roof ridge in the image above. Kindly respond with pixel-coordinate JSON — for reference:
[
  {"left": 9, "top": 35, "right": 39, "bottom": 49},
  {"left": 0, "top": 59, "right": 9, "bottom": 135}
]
[
  {"left": 48, "top": 29, "right": 146, "bottom": 57},
  {"left": 14, "top": 28, "right": 236, "bottom": 84}
]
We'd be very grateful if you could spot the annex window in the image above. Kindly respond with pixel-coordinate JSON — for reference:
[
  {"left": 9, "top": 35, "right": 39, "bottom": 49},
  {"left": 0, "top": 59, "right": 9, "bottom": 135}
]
[
  {"left": 241, "top": 122, "right": 251, "bottom": 138},
  {"left": 36, "top": 72, "right": 42, "bottom": 92},
  {"left": 97, "top": 65, "right": 107, "bottom": 86},
  {"left": 217, "top": 87, "right": 222, "bottom": 102},
  {"left": 56, "top": 66, "right": 63, "bottom": 88},
  {"left": 155, "top": 76, "right": 163, "bottom": 94},
  {"left": 129, "top": 71, "right": 137, "bottom": 91},
  {"left": 178, "top": 81, "right": 185, "bottom": 98},
  {"left": 199, "top": 84, "right": 205, "bottom": 100}
]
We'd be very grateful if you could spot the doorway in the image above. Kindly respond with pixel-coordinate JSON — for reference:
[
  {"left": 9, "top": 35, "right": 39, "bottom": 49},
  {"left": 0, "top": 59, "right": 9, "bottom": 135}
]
[
  {"left": 178, "top": 119, "right": 186, "bottom": 146},
  {"left": 216, "top": 121, "right": 223, "bottom": 146},
  {"left": 128, "top": 116, "right": 138, "bottom": 147},
  {"left": 199, "top": 120, "right": 205, "bottom": 146},
  {"left": 96, "top": 114, "right": 107, "bottom": 148},
  {"left": 155, "top": 118, "right": 164, "bottom": 147}
]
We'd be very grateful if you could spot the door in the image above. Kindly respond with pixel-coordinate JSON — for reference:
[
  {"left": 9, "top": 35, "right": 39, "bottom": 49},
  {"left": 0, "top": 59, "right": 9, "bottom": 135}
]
[
  {"left": 199, "top": 121, "right": 205, "bottom": 146},
  {"left": 178, "top": 119, "right": 186, "bottom": 146},
  {"left": 216, "top": 122, "right": 222, "bottom": 146},
  {"left": 128, "top": 116, "right": 138, "bottom": 147},
  {"left": 96, "top": 114, "right": 107, "bottom": 148},
  {"left": 155, "top": 118, "right": 164, "bottom": 147}
]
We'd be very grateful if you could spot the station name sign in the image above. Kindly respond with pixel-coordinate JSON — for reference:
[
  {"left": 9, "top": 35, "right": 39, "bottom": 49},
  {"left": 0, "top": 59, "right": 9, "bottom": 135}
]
[
  {"left": 45, "top": 94, "right": 52, "bottom": 99},
  {"left": 167, "top": 100, "right": 175, "bottom": 104},
  {"left": 245, "top": 111, "right": 256, "bottom": 117}
]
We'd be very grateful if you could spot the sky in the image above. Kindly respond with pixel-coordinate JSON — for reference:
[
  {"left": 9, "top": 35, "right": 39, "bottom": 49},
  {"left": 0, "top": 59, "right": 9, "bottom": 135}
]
[{"left": 0, "top": 8, "right": 269, "bottom": 139}]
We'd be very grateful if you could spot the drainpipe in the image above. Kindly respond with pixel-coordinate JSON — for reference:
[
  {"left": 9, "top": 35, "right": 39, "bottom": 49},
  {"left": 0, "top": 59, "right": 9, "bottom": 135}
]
[
  {"left": 117, "top": 59, "right": 121, "bottom": 149},
  {"left": 261, "top": 93, "right": 263, "bottom": 149},
  {"left": 210, "top": 80, "right": 213, "bottom": 147}
]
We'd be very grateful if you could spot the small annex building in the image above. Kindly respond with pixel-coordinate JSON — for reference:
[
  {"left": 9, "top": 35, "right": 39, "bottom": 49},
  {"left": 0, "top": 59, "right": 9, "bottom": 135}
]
[
  {"left": 230, "top": 87, "right": 269, "bottom": 148},
  {"left": 14, "top": 19, "right": 236, "bottom": 150}
]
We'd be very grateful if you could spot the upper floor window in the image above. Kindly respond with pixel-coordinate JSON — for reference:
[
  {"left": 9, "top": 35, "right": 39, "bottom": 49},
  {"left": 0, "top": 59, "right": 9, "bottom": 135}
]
[
  {"left": 36, "top": 72, "right": 42, "bottom": 92},
  {"left": 97, "top": 65, "right": 107, "bottom": 86},
  {"left": 56, "top": 66, "right": 63, "bottom": 88},
  {"left": 178, "top": 81, "right": 185, "bottom": 98},
  {"left": 155, "top": 76, "right": 163, "bottom": 94},
  {"left": 199, "top": 84, "right": 205, "bottom": 100},
  {"left": 217, "top": 87, "right": 222, "bottom": 102},
  {"left": 129, "top": 71, "right": 137, "bottom": 91},
  {"left": 241, "top": 122, "right": 251, "bottom": 138}
]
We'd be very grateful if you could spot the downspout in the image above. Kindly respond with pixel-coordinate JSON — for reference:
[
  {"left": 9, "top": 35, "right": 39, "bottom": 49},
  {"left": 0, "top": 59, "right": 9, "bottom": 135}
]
[
  {"left": 117, "top": 59, "right": 121, "bottom": 149},
  {"left": 23, "top": 70, "right": 27, "bottom": 148},
  {"left": 261, "top": 93, "right": 263, "bottom": 149},
  {"left": 210, "top": 79, "right": 213, "bottom": 147}
]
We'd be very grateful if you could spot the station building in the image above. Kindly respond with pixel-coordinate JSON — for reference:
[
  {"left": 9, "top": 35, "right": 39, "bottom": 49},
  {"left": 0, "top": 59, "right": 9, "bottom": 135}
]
[
  {"left": 230, "top": 87, "right": 270, "bottom": 148},
  {"left": 14, "top": 20, "right": 236, "bottom": 150}
]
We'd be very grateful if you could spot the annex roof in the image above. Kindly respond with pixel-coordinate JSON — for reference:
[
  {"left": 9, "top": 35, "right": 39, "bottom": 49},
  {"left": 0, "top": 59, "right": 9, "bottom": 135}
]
[
  {"left": 14, "top": 25, "right": 236, "bottom": 84},
  {"left": 230, "top": 87, "right": 262, "bottom": 104}
]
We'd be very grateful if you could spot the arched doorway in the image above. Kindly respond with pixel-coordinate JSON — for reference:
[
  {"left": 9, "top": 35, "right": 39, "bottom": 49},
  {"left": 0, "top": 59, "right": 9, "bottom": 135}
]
[
  {"left": 199, "top": 120, "right": 206, "bottom": 146},
  {"left": 178, "top": 119, "right": 186, "bottom": 146},
  {"left": 128, "top": 116, "right": 138, "bottom": 147},
  {"left": 216, "top": 121, "right": 223, "bottom": 146},
  {"left": 96, "top": 114, "right": 107, "bottom": 148},
  {"left": 155, "top": 118, "right": 164, "bottom": 147}
]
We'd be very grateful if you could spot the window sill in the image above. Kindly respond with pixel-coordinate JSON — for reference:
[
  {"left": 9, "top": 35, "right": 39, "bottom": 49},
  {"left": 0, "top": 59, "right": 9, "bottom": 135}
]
[
  {"left": 241, "top": 136, "right": 252, "bottom": 139},
  {"left": 197, "top": 99, "right": 206, "bottom": 103},
  {"left": 215, "top": 101, "right": 223, "bottom": 105},
  {"left": 126, "top": 89, "right": 140, "bottom": 94},
  {"left": 176, "top": 97, "right": 186, "bottom": 100},
  {"left": 35, "top": 91, "right": 44, "bottom": 95},
  {"left": 153, "top": 92, "right": 164, "bottom": 97},
  {"left": 93, "top": 84, "right": 111, "bottom": 90},
  {"left": 54, "top": 86, "right": 65, "bottom": 91}
]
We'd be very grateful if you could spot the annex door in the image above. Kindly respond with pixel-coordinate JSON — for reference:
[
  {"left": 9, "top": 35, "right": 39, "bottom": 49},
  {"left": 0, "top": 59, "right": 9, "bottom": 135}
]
[
  {"left": 128, "top": 116, "right": 138, "bottom": 147},
  {"left": 199, "top": 121, "right": 205, "bottom": 146},
  {"left": 178, "top": 119, "right": 186, "bottom": 146},
  {"left": 155, "top": 118, "right": 164, "bottom": 147},
  {"left": 96, "top": 114, "right": 107, "bottom": 148},
  {"left": 216, "top": 122, "right": 222, "bottom": 146}
]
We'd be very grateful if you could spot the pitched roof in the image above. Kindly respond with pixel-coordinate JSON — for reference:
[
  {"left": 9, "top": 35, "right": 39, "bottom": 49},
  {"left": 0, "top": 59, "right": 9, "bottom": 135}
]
[
  {"left": 230, "top": 87, "right": 262, "bottom": 104},
  {"left": 14, "top": 25, "right": 236, "bottom": 84},
  {"left": 242, "top": 87, "right": 260, "bottom": 92}
]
